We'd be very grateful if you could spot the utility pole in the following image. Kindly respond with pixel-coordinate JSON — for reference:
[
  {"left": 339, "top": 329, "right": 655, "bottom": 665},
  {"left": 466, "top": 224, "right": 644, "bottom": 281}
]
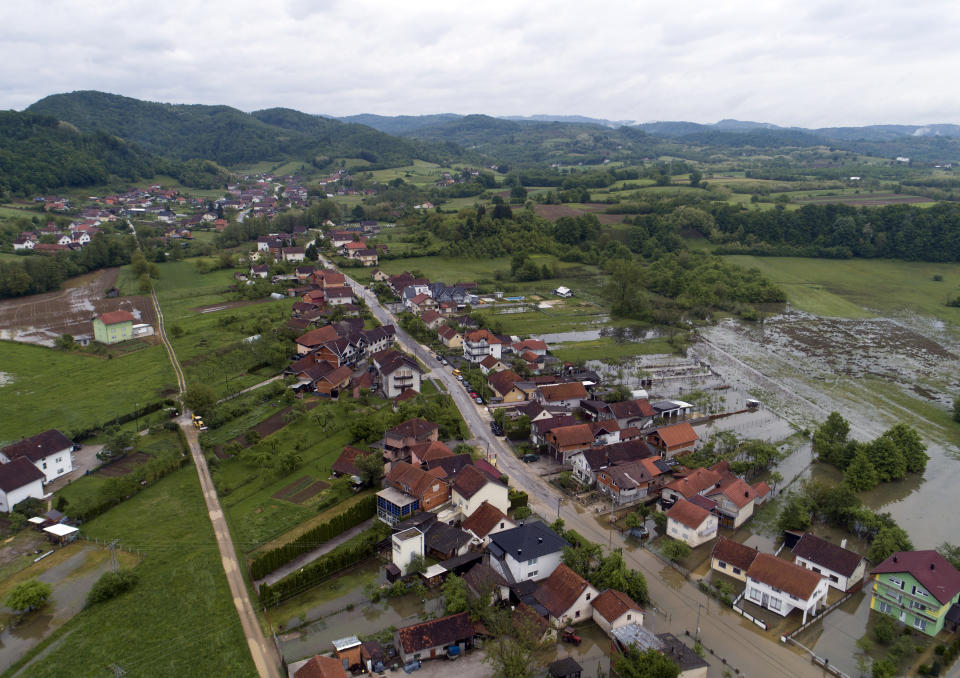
[{"left": 108, "top": 539, "right": 119, "bottom": 572}]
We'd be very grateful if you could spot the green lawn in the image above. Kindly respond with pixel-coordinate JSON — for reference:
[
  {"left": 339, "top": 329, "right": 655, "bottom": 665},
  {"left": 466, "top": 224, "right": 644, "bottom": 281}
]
[
  {"left": 10, "top": 468, "right": 255, "bottom": 678},
  {"left": 0, "top": 340, "right": 176, "bottom": 442},
  {"left": 720, "top": 255, "right": 960, "bottom": 322}
]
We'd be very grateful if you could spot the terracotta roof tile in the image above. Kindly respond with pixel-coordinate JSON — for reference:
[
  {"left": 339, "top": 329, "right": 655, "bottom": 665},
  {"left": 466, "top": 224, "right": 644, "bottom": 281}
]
[
  {"left": 461, "top": 501, "right": 509, "bottom": 538},
  {"left": 396, "top": 612, "right": 474, "bottom": 654},
  {"left": 591, "top": 589, "right": 642, "bottom": 623},
  {"left": 666, "top": 498, "right": 713, "bottom": 530},
  {"left": 534, "top": 564, "right": 593, "bottom": 619},
  {"left": 711, "top": 537, "right": 759, "bottom": 572},
  {"left": 539, "top": 382, "right": 588, "bottom": 402}
]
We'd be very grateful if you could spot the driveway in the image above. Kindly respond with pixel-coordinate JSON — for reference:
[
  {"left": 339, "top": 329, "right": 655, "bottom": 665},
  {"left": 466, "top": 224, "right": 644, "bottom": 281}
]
[{"left": 44, "top": 443, "right": 103, "bottom": 494}]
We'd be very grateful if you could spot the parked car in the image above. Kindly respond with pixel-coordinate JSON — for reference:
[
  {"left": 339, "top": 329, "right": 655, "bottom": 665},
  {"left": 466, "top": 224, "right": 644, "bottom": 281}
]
[
  {"left": 441, "top": 358, "right": 448, "bottom": 365},
  {"left": 490, "top": 421, "right": 504, "bottom": 436},
  {"left": 475, "top": 397, "right": 483, "bottom": 404},
  {"left": 521, "top": 453, "right": 539, "bottom": 463}
]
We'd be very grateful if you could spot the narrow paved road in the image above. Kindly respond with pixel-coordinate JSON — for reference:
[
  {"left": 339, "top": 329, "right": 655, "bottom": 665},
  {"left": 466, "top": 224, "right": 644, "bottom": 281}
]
[
  {"left": 150, "top": 287, "right": 282, "bottom": 678},
  {"left": 328, "top": 258, "right": 823, "bottom": 678}
]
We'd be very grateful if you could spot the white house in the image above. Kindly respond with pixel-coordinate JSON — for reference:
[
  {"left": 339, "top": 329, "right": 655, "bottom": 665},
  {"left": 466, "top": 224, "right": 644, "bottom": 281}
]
[
  {"left": 461, "top": 501, "right": 515, "bottom": 547},
  {"left": 792, "top": 533, "right": 867, "bottom": 592},
  {"left": 376, "top": 352, "right": 424, "bottom": 399},
  {"left": 591, "top": 589, "right": 645, "bottom": 636},
  {"left": 665, "top": 499, "right": 718, "bottom": 548},
  {"left": 488, "top": 522, "right": 568, "bottom": 583},
  {"left": 462, "top": 329, "right": 503, "bottom": 363},
  {"left": 451, "top": 465, "right": 509, "bottom": 517},
  {"left": 1, "top": 429, "right": 74, "bottom": 484},
  {"left": 12, "top": 237, "right": 36, "bottom": 251},
  {"left": 553, "top": 286, "right": 573, "bottom": 298},
  {"left": 0, "top": 458, "right": 46, "bottom": 512},
  {"left": 392, "top": 527, "right": 425, "bottom": 576},
  {"left": 745, "top": 553, "right": 829, "bottom": 624},
  {"left": 533, "top": 564, "right": 600, "bottom": 626}
]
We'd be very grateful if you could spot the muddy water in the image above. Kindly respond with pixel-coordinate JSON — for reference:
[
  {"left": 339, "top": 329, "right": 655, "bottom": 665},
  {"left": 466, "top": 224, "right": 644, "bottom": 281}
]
[
  {"left": 0, "top": 546, "right": 111, "bottom": 673},
  {"left": 280, "top": 588, "right": 444, "bottom": 663}
]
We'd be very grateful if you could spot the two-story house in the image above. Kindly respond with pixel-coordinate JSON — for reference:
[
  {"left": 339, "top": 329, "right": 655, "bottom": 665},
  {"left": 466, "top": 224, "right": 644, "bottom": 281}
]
[
  {"left": 93, "top": 310, "right": 134, "bottom": 345},
  {"left": 647, "top": 422, "right": 699, "bottom": 457},
  {"left": 2, "top": 429, "right": 74, "bottom": 484},
  {"left": 591, "top": 589, "right": 645, "bottom": 635},
  {"left": 461, "top": 501, "right": 515, "bottom": 547},
  {"left": 463, "top": 329, "right": 504, "bottom": 363},
  {"left": 595, "top": 458, "right": 665, "bottom": 505},
  {"left": 451, "top": 465, "right": 510, "bottom": 517},
  {"left": 537, "top": 382, "right": 589, "bottom": 409},
  {"left": 870, "top": 550, "right": 960, "bottom": 636},
  {"left": 706, "top": 478, "right": 758, "bottom": 528},
  {"left": 544, "top": 424, "right": 595, "bottom": 463},
  {"left": 383, "top": 419, "right": 439, "bottom": 466},
  {"left": 710, "top": 537, "right": 759, "bottom": 583},
  {"left": 384, "top": 461, "right": 449, "bottom": 512},
  {"left": 375, "top": 351, "right": 424, "bottom": 398},
  {"left": 488, "top": 522, "right": 569, "bottom": 584},
  {"left": 533, "top": 564, "right": 600, "bottom": 627},
  {"left": 793, "top": 533, "right": 867, "bottom": 592},
  {"left": 746, "top": 553, "right": 829, "bottom": 624},
  {"left": 665, "top": 499, "right": 718, "bottom": 548}
]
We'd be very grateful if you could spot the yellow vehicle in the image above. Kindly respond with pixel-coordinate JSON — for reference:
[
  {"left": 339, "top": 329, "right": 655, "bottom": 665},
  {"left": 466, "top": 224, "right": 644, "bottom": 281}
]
[{"left": 452, "top": 369, "right": 461, "bottom": 377}]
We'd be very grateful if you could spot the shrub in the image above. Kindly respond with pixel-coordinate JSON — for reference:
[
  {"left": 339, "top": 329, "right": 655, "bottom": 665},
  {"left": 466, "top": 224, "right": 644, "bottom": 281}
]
[
  {"left": 872, "top": 614, "right": 897, "bottom": 646},
  {"left": 86, "top": 570, "right": 139, "bottom": 607}
]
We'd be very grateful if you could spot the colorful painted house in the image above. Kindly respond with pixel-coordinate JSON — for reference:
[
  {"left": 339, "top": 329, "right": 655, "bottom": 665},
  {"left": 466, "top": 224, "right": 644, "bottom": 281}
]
[
  {"left": 93, "top": 310, "right": 134, "bottom": 344},
  {"left": 870, "top": 550, "right": 960, "bottom": 636}
]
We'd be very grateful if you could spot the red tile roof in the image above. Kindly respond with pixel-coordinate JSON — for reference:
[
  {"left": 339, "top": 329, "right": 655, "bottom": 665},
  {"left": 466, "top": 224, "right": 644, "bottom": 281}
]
[
  {"left": 3, "top": 429, "right": 73, "bottom": 463},
  {"left": 664, "top": 467, "right": 721, "bottom": 498},
  {"left": 872, "top": 550, "right": 960, "bottom": 605},
  {"left": 461, "top": 501, "right": 509, "bottom": 539},
  {"left": 294, "top": 655, "right": 348, "bottom": 678},
  {"left": 666, "top": 498, "right": 713, "bottom": 530},
  {"left": 546, "top": 424, "right": 594, "bottom": 448},
  {"left": 98, "top": 310, "right": 134, "bottom": 325},
  {"left": 487, "top": 370, "right": 522, "bottom": 397},
  {"left": 330, "top": 446, "right": 371, "bottom": 477},
  {"left": 652, "top": 422, "right": 699, "bottom": 448},
  {"left": 296, "top": 326, "right": 340, "bottom": 347},
  {"left": 396, "top": 612, "right": 474, "bottom": 654},
  {"left": 748, "top": 553, "right": 824, "bottom": 600},
  {"left": 539, "top": 382, "right": 588, "bottom": 402},
  {"left": 712, "top": 478, "right": 758, "bottom": 509},
  {"left": 453, "top": 464, "right": 495, "bottom": 500},
  {"left": 534, "top": 564, "right": 593, "bottom": 619},
  {"left": 591, "top": 589, "right": 642, "bottom": 623},
  {"left": 711, "top": 537, "right": 759, "bottom": 572}
]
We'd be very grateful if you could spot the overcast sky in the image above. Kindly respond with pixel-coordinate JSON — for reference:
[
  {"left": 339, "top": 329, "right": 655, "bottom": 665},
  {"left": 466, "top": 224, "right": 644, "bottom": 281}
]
[{"left": 2, "top": 0, "right": 958, "bottom": 127}]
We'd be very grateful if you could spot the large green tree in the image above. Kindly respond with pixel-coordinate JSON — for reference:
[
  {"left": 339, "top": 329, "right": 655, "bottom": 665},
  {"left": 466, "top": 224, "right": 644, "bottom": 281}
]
[
  {"left": 5, "top": 579, "right": 52, "bottom": 613},
  {"left": 612, "top": 645, "right": 680, "bottom": 678},
  {"left": 867, "top": 526, "right": 913, "bottom": 563},
  {"left": 879, "top": 424, "right": 928, "bottom": 474},
  {"left": 844, "top": 451, "right": 879, "bottom": 492}
]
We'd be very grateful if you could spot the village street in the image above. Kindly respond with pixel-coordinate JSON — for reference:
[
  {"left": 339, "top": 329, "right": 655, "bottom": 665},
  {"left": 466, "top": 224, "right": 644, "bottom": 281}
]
[{"left": 328, "top": 261, "right": 825, "bottom": 678}]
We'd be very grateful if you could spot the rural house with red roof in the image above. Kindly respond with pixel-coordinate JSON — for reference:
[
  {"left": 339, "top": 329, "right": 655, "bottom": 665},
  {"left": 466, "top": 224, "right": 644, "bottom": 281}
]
[
  {"left": 666, "top": 498, "right": 718, "bottom": 547},
  {"left": 533, "top": 563, "right": 600, "bottom": 627},
  {"left": 393, "top": 612, "right": 475, "bottom": 664},
  {"left": 647, "top": 422, "right": 699, "bottom": 457},
  {"left": 591, "top": 589, "right": 644, "bottom": 634},
  {"left": 461, "top": 501, "right": 514, "bottom": 546},
  {"left": 870, "top": 550, "right": 960, "bottom": 635},
  {"left": 710, "top": 537, "right": 759, "bottom": 582},
  {"left": 93, "top": 310, "right": 135, "bottom": 344},
  {"left": 451, "top": 465, "right": 509, "bottom": 517},
  {"left": 792, "top": 532, "right": 867, "bottom": 592}
]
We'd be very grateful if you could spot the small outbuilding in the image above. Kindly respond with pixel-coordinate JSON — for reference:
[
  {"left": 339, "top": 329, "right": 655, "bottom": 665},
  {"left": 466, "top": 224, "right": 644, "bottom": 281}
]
[{"left": 43, "top": 523, "right": 79, "bottom": 545}]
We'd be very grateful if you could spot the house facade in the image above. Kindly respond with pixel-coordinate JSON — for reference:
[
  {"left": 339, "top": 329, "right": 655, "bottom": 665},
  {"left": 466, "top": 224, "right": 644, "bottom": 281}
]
[
  {"left": 0, "top": 458, "right": 46, "bottom": 512},
  {"left": 488, "top": 522, "right": 568, "bottom": 583},
  {"left": 793, "top": 533, "right": 867, "bottom": 592},
  {"left": 746, "top": 553, "right": 829, "bottom": 624},
  {"left": 463, "top": 329, "right": 503, "bottom": 363},
  {"left": 666, "top": 499, "right": 718, "bottom": 548},
  {"left": 392, "top": 527, "right": 425, "bottom": 576},
  {"left": 591, "top": 589, "right": 644, "bottom": 635},
  {"left": 93, "top": 310, "right": 135, "bottom": 344},
  {"left": 1, "top": 429, "right": 74, "bottom": 484},
  {"left": 870, "top": 550, "right": 960, "bottom": 636}
]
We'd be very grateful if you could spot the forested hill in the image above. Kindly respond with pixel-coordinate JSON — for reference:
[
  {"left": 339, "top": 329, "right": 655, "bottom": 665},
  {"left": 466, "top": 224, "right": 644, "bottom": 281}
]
[
  {"left": 250, "top": 108, "right": 472, "bottom": 166},
  {"left": 26, "top": 91, "right": 466, "bottom": 168},
  {"left": 0, "top": 111, "right": 159, "bottom": 195}
]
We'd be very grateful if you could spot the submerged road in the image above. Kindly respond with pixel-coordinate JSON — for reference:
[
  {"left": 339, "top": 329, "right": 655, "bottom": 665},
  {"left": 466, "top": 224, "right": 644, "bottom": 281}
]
[{"left": 326, "top": 257, "right": 823, "bottom": 677}]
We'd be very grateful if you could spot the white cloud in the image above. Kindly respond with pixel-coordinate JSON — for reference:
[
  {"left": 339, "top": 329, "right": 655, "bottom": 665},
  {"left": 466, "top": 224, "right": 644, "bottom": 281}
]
[{"left": 1, "top": 0, "right": 958, "bottom": 126}]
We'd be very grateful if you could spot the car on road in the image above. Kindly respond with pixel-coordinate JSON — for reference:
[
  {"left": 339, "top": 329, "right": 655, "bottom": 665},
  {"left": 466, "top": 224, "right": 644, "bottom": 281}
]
[
  {"left": 490, "top": 422, "right": 504, "bottom": 436},
  {"left": 521, "top": 453, "right": 540, "bottom": 463},
  {"left": 440, "top": 358, "right": 448, "bottom": 365},
  {"left": 475, "top": 397, "right": 483, "bottom": 404},
  {"left": 456, "top": 374, "right": 463, "bottom": 381}
]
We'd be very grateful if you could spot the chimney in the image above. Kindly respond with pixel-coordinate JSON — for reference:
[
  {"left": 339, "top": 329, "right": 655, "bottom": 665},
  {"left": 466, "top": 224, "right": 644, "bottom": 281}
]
[
  {"left": 517, "top": 549, "right": 522, "bottom": 556},
  {"left": 931, "top": 563, "right": 935, "bottom": 571},
  {"left": 840, "top": 538, "right": 847, "bottom": 550},
  {"left": 893, "top": 556, "right": 898, "bottom": 563},
  {"left": 538, "top": 537, "right": 543, "bottom": 544}
]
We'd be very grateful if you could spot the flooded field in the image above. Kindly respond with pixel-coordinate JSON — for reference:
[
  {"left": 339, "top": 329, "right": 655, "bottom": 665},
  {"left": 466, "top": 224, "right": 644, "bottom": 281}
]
[{"left": 695, "top": 310, "right": 960, "bottom": 547}]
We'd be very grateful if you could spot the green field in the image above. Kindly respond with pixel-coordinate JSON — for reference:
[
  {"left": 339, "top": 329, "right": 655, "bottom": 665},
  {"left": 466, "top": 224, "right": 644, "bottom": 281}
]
[
  {"left": 720, "top": 255, "right": 960, "bottom": 322},
  {"left": 11, "top": 468, "right": 255, "bottom": 678},
  {"left": 0, "top": 340, "right": 176, "bottom": 442}
]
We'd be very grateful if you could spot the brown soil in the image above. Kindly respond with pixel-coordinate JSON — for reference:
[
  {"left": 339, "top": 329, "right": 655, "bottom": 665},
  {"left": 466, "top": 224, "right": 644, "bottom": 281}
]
[
  {"left": 212, "top": 400, "right": 319, "bottom": 458},
  {"left": 797, "top": 194, "right": 931, "bottom": 206},
  {"left": 287, "top": 480, "right": 330, "bottom": 504},
  {"left": 97, "top": 452, "right": 151, "bottom": 477},
  {"left": 0, "top": 267, "right": 155, "bottom": 346},
  {"left": 272, "top": 476, "right": 313, "bottom": 500}
]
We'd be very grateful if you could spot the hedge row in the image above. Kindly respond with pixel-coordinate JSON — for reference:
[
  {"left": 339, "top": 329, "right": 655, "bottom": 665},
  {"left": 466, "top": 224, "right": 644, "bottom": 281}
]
[
  {"left": 249, "top": 495, "right": 377, "bottom": 579},
  {"left": 258, "top": 523, "right": 390, "bottom": 606},
  {"left": 68, "top": 399, "right": 173, "bottom": 442}
]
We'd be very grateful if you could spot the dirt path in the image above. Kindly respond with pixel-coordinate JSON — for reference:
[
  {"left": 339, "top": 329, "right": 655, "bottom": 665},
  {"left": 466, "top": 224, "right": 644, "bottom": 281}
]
[
  {"left": 150, "top": 283, "right": 281, "bottom": 678},
  {"left": 255, "top": 518, "right": 374, "bottom": 587}
]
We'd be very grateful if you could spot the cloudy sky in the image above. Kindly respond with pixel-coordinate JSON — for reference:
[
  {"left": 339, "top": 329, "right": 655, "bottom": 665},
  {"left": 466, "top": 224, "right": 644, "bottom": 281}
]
[{"left": 2, "top": 0, "right": 958, "bottom": 127}]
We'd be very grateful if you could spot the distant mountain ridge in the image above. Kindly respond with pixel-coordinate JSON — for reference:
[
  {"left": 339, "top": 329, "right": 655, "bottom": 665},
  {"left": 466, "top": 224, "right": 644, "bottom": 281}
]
[{"left": 27, "top": 91, "right": 466, "bottom": 168}]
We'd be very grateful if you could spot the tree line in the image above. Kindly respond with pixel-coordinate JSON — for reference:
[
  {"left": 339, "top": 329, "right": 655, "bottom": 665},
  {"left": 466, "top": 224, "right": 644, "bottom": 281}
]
[{"left": 249, "top": 495, "right": 377, "bottom": 579}]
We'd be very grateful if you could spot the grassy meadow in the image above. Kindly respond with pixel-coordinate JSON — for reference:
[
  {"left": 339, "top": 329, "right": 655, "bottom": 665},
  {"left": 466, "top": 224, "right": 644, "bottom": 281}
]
[
  {"left": 12, "top": 468, "right": 255, "bottom": 678},
  {"left": 720, "top": 255, "right": 960, "bottom": 322}
]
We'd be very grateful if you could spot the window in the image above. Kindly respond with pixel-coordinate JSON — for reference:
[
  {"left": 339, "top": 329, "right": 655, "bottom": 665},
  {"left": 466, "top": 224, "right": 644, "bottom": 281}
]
[
  {"left": 914, "top": 587, "right": 929, "bottom": 598},
  {"left": 749, "top": 588, "right": 762, "bottom": 602},
  {"left": 769, "top": 598, "right": 781, "bottom": 611},
  {"left": 528, "top": 571, "right": 537, "bottom": 578},
  {"left": 732, "top": 567, "right": 742, "bottom": 575},
  {"left": 878, "top": 601, "right": 892, "bottom": 614},
  {"left": 55, "top": 456, "right": 62, "bottom": 463},
  {"left": 527, "top": 557, "right": 538, "bottom": 566},
  {"left": 913, "top": 617, "right": 927, "bottom": 632},
  {"left": 575, "top": 611, "right": 580, "bottom": 618},
  {"left": 627, "top": 614, "right": 632, "bottom": 621},
  {"left": 42, "top": 462, "right": 47, "bottom": 469},
  {"left": 888, "top": 577, "right": 905, "bottom": 590},
  {"left": 586, "top": 593, "right": 591, "bottom": 601}
]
